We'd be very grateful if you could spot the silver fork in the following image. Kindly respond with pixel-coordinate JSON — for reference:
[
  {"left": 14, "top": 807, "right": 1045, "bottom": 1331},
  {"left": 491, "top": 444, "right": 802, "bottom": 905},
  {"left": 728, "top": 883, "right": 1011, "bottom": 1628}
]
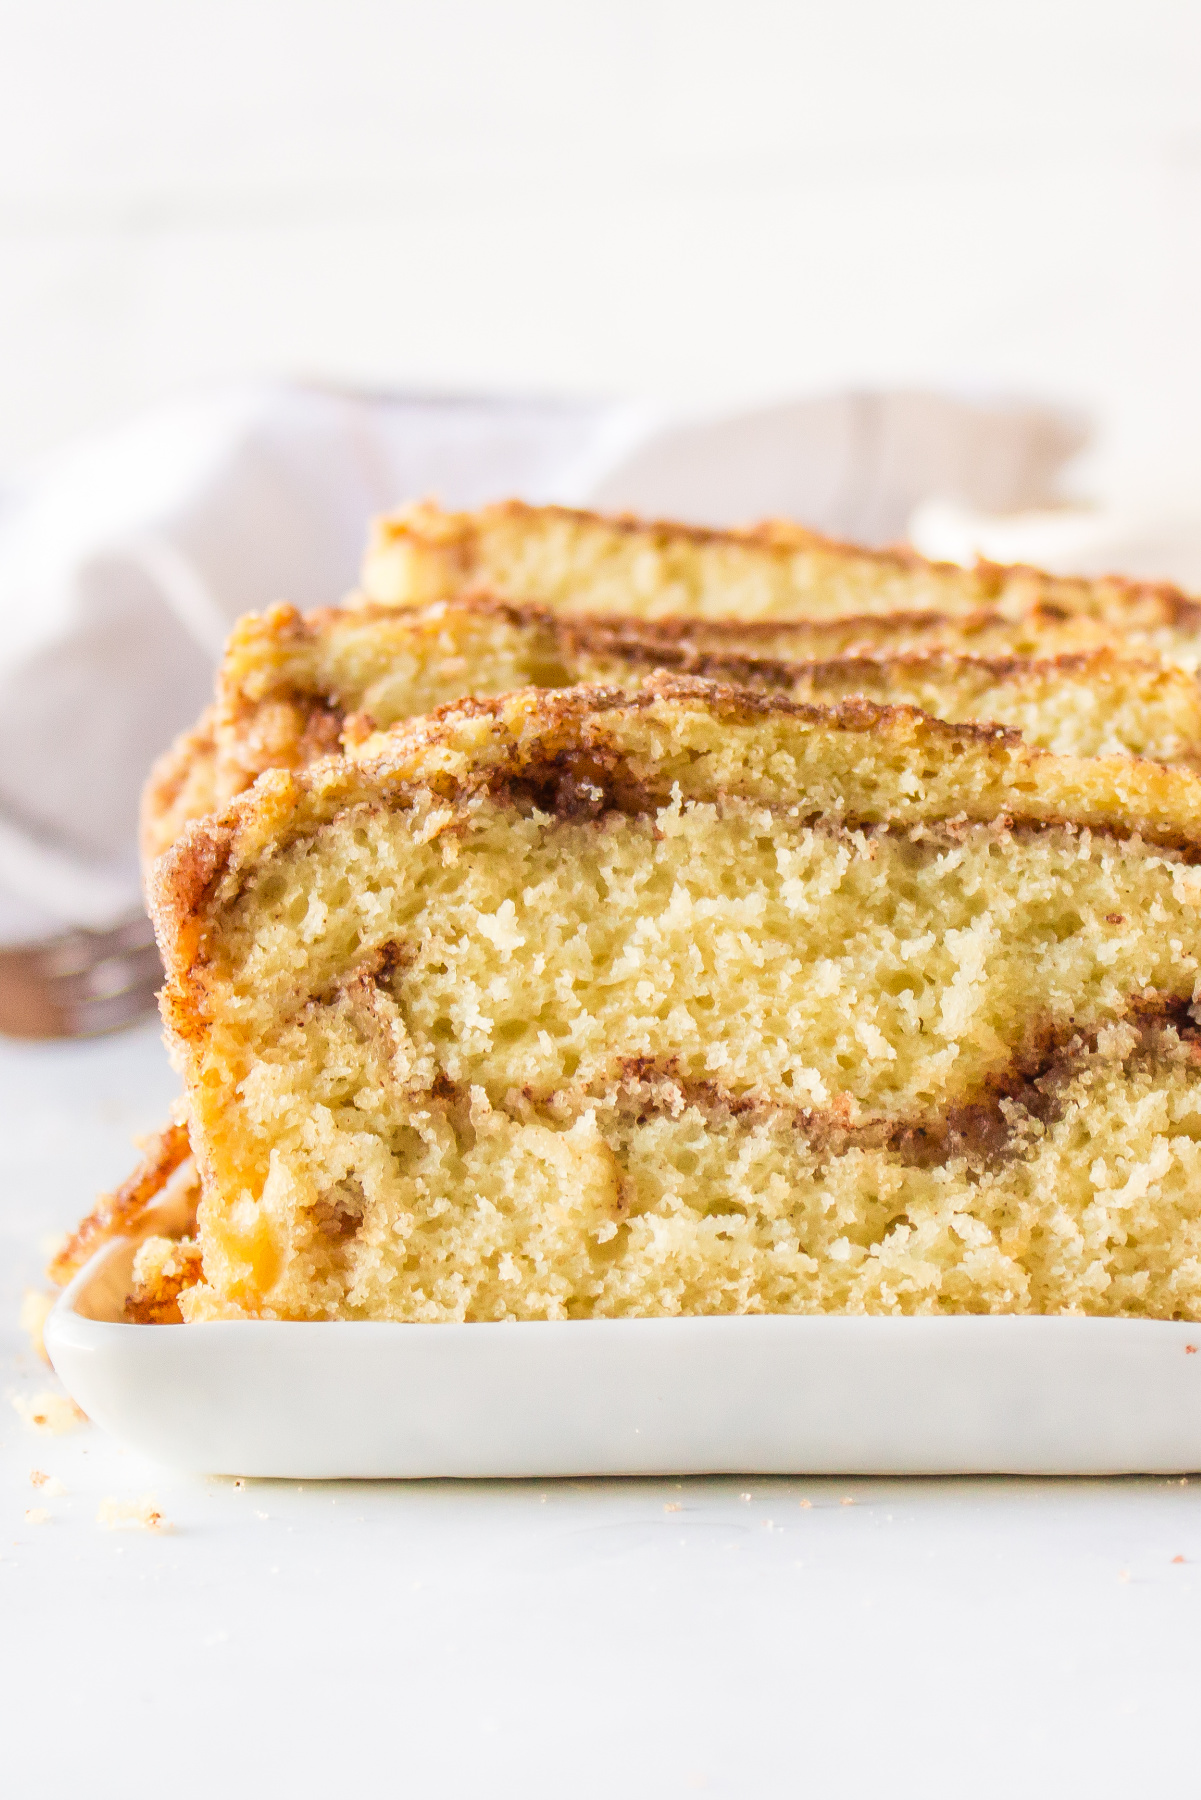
[{"left": 0, "top": 912, "right": 163, "bottom": 1040}]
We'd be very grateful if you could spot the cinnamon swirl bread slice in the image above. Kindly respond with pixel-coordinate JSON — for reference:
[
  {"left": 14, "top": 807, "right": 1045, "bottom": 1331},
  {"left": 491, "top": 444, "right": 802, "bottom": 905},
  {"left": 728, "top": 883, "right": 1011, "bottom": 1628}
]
[
  {"left": 139, "top": 594, "right": 1201, "bottom": 864},
  {"left": 362, "top": 500, "right": 1201, "bottom": 642},
  {"left": 149, "top": 676, "right": 1201, "bottom": 1322}
]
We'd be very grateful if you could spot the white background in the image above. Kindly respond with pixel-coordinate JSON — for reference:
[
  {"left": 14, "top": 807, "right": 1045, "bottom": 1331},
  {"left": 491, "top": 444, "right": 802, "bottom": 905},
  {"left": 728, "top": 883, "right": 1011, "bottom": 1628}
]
[
  {"left": 1, "top": 0, "right": 1200, "bottom": 499},
  {"left": 6, "top": 8, "right": 1201, "bottom": 1795}
]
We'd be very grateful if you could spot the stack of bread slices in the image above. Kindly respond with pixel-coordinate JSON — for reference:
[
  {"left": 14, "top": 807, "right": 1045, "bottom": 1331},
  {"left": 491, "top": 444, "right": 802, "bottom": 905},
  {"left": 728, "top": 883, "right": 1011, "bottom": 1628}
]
[{"left": 56, "top": 503, "right": 1201, "bottom": 1324}]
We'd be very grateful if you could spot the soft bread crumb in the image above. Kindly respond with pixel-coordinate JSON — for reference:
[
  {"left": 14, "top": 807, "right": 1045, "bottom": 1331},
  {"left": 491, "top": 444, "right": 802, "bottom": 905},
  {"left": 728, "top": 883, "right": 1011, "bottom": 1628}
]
[
  {"left": 19, "top": 1290, "right": 54, "bottom": 1362},
  {"left": 13, "top": 1392, "right": 86, "bottom": 1435},
  {"left": 176, "top": 1282, "right": 255, "bottom": 1322},
  {"left": 30, "top": 1471, "right": 66, "bottom": 1496},
  {"left": 97, "top": 1495, "right": 168, "bottom": 1532},
  {"left": 24, "top": 1509, "right": 49, "bottom": 1525},
  {"left": 149, "top": 681, "right": 1201, "bottom": 1325},
  {"left": 362, "top": 500, "right": 1201, "bottom": 638},
  {"left": 142, "top": 589, "right": 1201, "bottom": 859},
  {"left": 125, "top": 1235, "right": 204, "bottom": 1323}
]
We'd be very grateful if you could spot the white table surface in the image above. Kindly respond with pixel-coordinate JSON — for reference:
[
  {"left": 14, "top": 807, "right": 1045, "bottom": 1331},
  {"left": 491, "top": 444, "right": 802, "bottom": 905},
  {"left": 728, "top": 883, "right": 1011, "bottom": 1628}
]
[{"left": 3, "top": 1023, "right": 1201, "bottom": 1797}]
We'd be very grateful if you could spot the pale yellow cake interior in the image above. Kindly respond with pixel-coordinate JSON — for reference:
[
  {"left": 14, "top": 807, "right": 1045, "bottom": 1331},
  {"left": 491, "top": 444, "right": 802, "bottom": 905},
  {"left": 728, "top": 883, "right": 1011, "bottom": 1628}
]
[
  {"left": 361, "top": 499, "right": 1201, "bottom": 638},
  {"left": 152, "top": 682, "right": 1201, "bottom": 1324},
  {"left": 124, "top": 497, "right": 1201, "bottom": 1329},
  {"left": 139, "top": 595, "right": 1201, "bottom": 865}
]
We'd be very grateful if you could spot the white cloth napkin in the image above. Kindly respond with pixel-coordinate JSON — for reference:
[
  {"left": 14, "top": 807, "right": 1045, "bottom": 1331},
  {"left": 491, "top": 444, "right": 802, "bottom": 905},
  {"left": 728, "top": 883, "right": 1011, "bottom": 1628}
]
[
  {"left": 0, "top": 380, "right": 1081, "bottom": 943},
  {"left": 911, "top": 495, "right": 1201, "bottom": 593}
]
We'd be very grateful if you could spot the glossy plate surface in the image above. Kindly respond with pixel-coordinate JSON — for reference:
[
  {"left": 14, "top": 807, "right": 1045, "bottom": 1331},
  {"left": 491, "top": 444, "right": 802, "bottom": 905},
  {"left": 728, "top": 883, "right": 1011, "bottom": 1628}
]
[{"left": 45, "top": 1237, "right": 1201, "bottom": 1478}]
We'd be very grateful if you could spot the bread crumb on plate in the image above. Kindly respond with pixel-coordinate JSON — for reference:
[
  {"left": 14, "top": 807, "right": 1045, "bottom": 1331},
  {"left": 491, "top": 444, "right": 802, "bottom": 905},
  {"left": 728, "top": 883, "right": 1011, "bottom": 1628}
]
[
  {"left": 97, "top": 1495, "right": 168, "bottom": 1532},
  {"left": 12, "top": 1392, "right": 86, "bottom": 1435}
]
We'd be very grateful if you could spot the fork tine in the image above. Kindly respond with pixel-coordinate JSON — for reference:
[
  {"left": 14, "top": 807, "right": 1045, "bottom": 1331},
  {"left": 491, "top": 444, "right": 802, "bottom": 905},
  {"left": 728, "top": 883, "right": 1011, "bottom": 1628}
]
[
  {"left": 54, "top": 943, "right": 163, "bottom": 1006},
  {"left": 64, "top": 976, "right": 164, "bottom": 1038},
  {"left": 0, "top": 913, "right": 163, "bottom": 1040}
]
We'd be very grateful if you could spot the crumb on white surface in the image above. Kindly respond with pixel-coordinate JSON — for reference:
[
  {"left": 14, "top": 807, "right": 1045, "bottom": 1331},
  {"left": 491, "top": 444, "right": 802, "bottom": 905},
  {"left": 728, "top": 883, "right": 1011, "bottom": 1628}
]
[
  {"left": 663, "top": 1502, "right": 682, "bottom": 1513},
  {"left": 29, "top": 1471, "right": 66, "bottom": 1496},
  {"left": 841, "top": 1497, "right": 855, "bottom": 1506},
  {"left": 23, "top": 1508, "right": 49, "bottom": 1525},
  {"left": 97, "top": 1495, "right": 168, "bottom": 1532},
  {"left": 19, "top": 1291, "right": 54, "bottom": 1363},
  {"left": 799, "top": 1499, "right": 812, "bottom": 1509},
  {"left": 12, "top": 1391, "right": 86, "bottom": 1435}
]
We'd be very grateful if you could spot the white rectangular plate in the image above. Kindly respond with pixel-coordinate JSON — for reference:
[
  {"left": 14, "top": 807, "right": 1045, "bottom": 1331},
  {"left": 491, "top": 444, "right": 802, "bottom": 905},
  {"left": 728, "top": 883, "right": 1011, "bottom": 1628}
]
[{"left": 45, "top": 1237, "right": 1201, "bottom": 1478}]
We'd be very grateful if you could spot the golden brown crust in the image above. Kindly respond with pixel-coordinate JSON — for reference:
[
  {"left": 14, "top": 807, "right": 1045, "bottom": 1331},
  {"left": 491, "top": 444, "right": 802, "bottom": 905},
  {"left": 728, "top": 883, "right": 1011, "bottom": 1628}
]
[
  {"left": 389, "top": 673, "right": 1019, "bottom": 745},
  {"left": 148, "top": 673, "right": 1201, "bottom": 1048},
  {"left": 142, "top": 503, "right": 1201, "bottom": 880},
  {"left": 140, "top": 708, "right": 222, "bottom": 870},
  {"left": 365, "top": 499, "right": 1201, "bottom": 629},
  {"left": 124, "top": 1237, "right": 204, "bottom": 1323},
  {"left": 210, "top": 592, "right": 1119, "bottom": 712},
  {"left": 344, "top": 589, "right": 1129, "bottom": 652},
  {"left": 371, "top": 498, "right": 971, "bottom": 573},
  {"left": 556, "top": 598, "right": 1115, "bottom": 653},
  {"left": 574, "top": 638, "right": 1167, "bottom": 693},
  {"left": 149, "top": 815, "right": 238, "bottom": 1001},
  {"left": 137, "top": 586, "right": 1201, "bottom": 872},
  {"left": 49, "top": 1122, "right": 193, "bottom": 1285},
  {"left": 223, "top": 595, "right": 1140, "bottom": 721}
]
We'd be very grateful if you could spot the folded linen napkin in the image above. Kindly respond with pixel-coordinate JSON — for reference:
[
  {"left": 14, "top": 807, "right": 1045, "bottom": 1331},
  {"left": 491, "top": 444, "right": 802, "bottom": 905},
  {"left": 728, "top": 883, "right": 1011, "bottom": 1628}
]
[
  {"left": 0, "top": 380, "right": 1081, "bottom": 946},
  {"left": 911, "top": 495, "right": 1201, "bottom": 592}
]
